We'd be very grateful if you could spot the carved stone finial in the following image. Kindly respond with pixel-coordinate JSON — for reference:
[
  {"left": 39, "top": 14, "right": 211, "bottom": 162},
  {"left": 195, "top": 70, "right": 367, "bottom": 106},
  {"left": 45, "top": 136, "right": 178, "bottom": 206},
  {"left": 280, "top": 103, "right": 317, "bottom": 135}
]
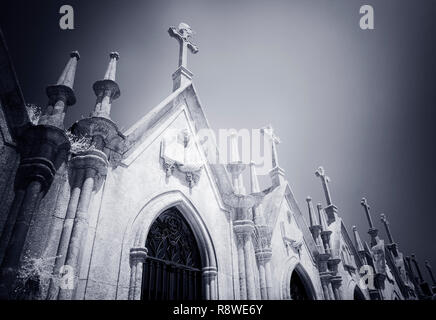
[
  {"left": 109, "top": 51, "right": 120, "bottom": 60},
  {"left": 92, "top": 52, "right": 121, "bottom": 119},
  {"left": 70, "top": 50, "right": 81, "bottom": 60},
  {"left": 39, "top": 51, "right": 80, "bottom": 128}
]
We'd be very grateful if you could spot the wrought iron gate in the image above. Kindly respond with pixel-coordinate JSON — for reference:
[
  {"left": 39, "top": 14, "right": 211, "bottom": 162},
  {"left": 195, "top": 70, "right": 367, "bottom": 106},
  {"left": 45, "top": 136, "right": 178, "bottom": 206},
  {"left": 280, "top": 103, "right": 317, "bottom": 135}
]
[{"left": 141, "top": 208, "right": 203, "bottom": 300}]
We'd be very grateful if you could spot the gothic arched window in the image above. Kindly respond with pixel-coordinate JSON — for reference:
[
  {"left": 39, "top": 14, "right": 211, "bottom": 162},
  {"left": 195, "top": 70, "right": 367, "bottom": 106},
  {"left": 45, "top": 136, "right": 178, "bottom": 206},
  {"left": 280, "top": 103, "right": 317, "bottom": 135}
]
[
  {"left": 290, "top": 270, "right": 311, "bottom": 300},
  {"left": 141, "top": 208, "right": 203, "bottom": 300}
]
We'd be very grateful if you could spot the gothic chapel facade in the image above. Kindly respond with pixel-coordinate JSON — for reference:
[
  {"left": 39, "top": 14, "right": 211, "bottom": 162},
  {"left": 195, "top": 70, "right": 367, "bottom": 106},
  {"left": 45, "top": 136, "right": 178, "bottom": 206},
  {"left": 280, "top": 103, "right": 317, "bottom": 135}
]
[{"left": 0, "top": 24, "right": 434, "bottom": 300}]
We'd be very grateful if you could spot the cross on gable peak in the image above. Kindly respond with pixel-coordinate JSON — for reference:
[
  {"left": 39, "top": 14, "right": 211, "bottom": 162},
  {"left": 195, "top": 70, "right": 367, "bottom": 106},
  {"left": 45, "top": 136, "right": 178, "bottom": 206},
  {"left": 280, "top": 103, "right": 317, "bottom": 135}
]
[
  {"left": 261, "top": 125, "right": 281, "bottom": 144},
  {"left": 168, "top": 22, "right": 199, "bottom": 55}
]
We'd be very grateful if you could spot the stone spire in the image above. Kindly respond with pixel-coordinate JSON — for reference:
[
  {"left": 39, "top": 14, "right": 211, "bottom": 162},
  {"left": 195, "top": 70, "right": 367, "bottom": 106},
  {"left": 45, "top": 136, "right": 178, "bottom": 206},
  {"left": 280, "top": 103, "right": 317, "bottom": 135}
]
[
  {"left": 405, "top": 256, "right": 417, "bottom": 284},
  {"left": 411, "top": 254, "right": 425, "bottom": 283},
  {"left": 360, "top": 197, "right": 378, "bottom": 246},
  {"left": 315, "top": 167, "right": 332, "bottom": 206},
  {"left": 38, "top": 51, "right": 80, "bottom": 128},
  {"left": 425, "top": 261, "right": 436, "bottom": 286},
  {"left": 317, "top": 203, "right": 328, "bottom": 231},
  {"left": 306, "top": 196, "right": 318, "bottom": 228},
  {"left": 360, "top": 197, "right": 374, "bottom": 229},
  {"left": 352, "top": 226, "right": 365, "bottom": 253},
  {"left": 380, "top": 213, "right": 398, "bottom": 256},
  {"left": 92, "top": 52, "right": 121, "bottom": 119},
  {"left": 315, "top": 167, "right": 337, "bottom": 224},
  {"left": 261, "top": 125, "right": 285, "bottom": 188},
  {"left": 306, "top": 197, "right": 322, "bottom": 249},
  {"left": 227, "top": 133, "right": 246, "bottom": 195},
  {"left": 168, "top": 23, "right": 198, "bottom": 91},
  {"left": 380, "top": 214, "right": 394, "bottom": 244}
]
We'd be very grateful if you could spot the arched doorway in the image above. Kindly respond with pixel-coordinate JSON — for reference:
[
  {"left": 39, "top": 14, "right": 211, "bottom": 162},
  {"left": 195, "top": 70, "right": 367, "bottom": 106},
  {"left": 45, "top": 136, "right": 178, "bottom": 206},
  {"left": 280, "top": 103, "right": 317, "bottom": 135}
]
[
  {"left": 289, "top": 267, "right": 315, "bottom": 300},
  {"left": 353, "top": 286, "right": 366, "bottom": 300},
  {"left": 141, "top": 207, "right": 203, "bottom": 300}
]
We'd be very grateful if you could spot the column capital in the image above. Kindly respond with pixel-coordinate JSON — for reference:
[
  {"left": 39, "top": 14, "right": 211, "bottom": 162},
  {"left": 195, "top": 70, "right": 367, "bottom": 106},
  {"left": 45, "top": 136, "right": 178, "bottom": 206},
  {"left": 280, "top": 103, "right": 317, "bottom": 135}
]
[
  {"left": 233, "top": 220, "right": 255, "bottom": 237},
  {"left": 15, "top": 125, "right": 70, "bottom": 191},
  {"left": 70, "top": 149, "right": 108, "bottom": 172},
  {"left": 202, "top": 266, "right": 218, "bottom": 279},
  {"left": 129, "top": 247, "right": 148, "bottom": 266},
  {"left": 255, "top": 248, "right": 272, "bottom": 263}
]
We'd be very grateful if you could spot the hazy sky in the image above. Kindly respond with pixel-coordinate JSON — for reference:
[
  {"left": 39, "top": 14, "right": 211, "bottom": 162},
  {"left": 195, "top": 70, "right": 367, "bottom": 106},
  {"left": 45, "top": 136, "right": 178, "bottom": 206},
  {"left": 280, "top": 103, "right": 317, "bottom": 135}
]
[{"left": 1, "top": 0, "right": 435, "bottom": 283}]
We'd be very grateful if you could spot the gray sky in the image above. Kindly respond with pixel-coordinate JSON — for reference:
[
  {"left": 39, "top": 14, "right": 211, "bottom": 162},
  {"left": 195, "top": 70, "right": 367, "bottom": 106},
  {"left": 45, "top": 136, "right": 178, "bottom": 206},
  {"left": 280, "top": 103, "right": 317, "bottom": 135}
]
[{"left": 1, "top": 0, "right": 436, "bottom": 282}]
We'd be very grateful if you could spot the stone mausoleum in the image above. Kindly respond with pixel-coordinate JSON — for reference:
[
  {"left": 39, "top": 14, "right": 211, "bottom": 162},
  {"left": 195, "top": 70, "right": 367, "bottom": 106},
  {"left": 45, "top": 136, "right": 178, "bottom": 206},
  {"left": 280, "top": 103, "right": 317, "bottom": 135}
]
[{"left": 0, "top": 23, "right": 435, "bottom": 300}]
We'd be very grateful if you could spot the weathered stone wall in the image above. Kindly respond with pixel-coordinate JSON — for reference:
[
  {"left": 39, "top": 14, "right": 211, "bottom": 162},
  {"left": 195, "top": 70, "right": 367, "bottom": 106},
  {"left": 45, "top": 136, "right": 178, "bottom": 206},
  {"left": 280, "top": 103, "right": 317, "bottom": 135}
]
[
  {"left": 269, "top": 193, "right": 324, "bottom": 300},
  {"left": 0, "top": 101, "right": 20, "bottom": 263},
  {"left": 78, "top": 107, "right": 236, "bottom": 300}
]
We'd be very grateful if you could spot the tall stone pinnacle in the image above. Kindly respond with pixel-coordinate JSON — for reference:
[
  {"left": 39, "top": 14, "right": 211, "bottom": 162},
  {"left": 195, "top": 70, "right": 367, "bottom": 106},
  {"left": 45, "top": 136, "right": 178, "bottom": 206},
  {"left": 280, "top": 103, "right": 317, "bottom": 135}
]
[
  {"left": 55, "top": 51, "right": 80, "bottom": 89},
  {"left": 92, "top": 52, "right": 121, "bottom": 119},
  {"left": 315, "top": 167, "right": 332, "bottom": 206},
  {"left": 352, "top": 226, "right": 365, "bottom": 253},
  {"left": 39, "top": 51, "right": 80, "bottom": 128},
  {"left": 317, "top": 203, "right": 328, "bottom": 231},
  {"left": 380, "top": 214, "right": 395, "bottom": 244},
  {"left": 306, "top": 196, "right": 318, "bottom": 227},
  {"left": 261, "top": 125, "right": 285, "bottom": 188},
  {"left": 360, "top": 197, "right": 379, "bottom": 247}
]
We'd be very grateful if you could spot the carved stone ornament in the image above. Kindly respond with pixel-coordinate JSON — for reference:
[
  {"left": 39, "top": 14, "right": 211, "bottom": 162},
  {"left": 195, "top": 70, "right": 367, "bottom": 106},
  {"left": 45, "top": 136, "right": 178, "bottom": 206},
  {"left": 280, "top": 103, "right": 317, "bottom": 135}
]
[
  {"left": 280, "top": 221, "right": 303, "bottom": 255},
  {"left": 160, "top": 130, "right": 203, "bottom": 188}
]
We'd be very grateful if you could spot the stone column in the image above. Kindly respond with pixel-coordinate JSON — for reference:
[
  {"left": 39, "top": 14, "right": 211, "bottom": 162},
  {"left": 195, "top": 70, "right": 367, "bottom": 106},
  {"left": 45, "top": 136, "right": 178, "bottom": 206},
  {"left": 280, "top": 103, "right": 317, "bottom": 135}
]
[
  {"left": 57, "top": 150, "right": 108, "bottom": 300},
  {"left": 328, "top": 258, "right": 343, "bottom": 300},
  {"left": 234, "top": 220, "right": 256, "bottom": 300},
  {"left": 331, "top": 276, "right": 343, "bottom": 300},
  {"left": 264, "top": 258, "right": 273, "bottom": 299},
  {"left": 0, "top": 126, "right": 70, "bottom": 299},
  {"left": 202, "top": 266, "right": 218, "bottom": 300},
  {"left": 320, "top": 275, "right": 332, "bottom": 300},
  {"left": 0, "top": 51, "right": 78, "bottom": 299},
  {"left": 255, "top": 249, "right": 272, "bottom": 300},
  {"left": 128, "top": 247, "right": 148, "bottom": 300}
]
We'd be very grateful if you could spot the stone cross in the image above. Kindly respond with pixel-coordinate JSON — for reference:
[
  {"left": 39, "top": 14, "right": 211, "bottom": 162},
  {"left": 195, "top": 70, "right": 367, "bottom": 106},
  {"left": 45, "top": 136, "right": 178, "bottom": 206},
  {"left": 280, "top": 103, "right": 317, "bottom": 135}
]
[
  {"left": 168, "top": 23, "right": 199, "bottom": 69},
  {"left": 261, "top": 125, "right": 281, "bottom": 168},
  {"left": 315, "top": 167, "right": 332, "bottom": 206},
  {"left": 360, "top": 197, "right": 374, "bottom": 230}
]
